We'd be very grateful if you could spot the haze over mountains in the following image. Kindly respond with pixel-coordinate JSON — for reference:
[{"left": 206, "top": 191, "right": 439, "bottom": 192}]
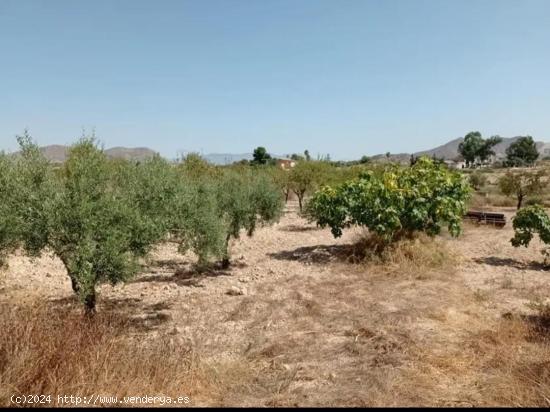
[{"left": 11, "top": 136, "right": 550, "bottom": 164}]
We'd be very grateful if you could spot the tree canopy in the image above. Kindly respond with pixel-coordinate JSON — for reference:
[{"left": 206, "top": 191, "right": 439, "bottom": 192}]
[
  {"left": 252, "top": 146, "right": 272, "bottom": 165},
  {"left": 505, "top": 136, "right": 539, "bottom": 167},
  {"left": 458, "top": 131, "right": 502, "bottom": 167}
]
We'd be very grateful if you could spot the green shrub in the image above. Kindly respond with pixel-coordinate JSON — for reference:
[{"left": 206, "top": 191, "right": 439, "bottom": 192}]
[
  {"left": 305, "top": 157, "right": 470, "bottom": 247},
  {"left": 511, "top": 205, "right": 550, "bottom": 264}
]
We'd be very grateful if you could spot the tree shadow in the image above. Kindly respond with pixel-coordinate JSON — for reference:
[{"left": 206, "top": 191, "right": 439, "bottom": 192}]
[
  {"left": 134, "top": 264, "right": 234, "bottom": 287},
  {"left": 269, "top": 243, "right": 364, "bottom": 264},
  {"left": 473, "top": 256, "right": 549, "bottom": 271},
  {"left": 48, "top": 295, "right": 173, "bottom": 332},
  {"left": 148, "top": 258, "right": 188, "bottom": 268},
  {"left": 503, "top": 311, "right": 550, "bottom": 341},
  {"left": 279, "top": 224, "right": 321, "bottom": 233},
  {"left": 523, "top": 314, "right": 550, "bottom": 340}
]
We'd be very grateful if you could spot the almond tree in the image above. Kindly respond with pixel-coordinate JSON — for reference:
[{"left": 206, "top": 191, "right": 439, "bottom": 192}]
[{"left": 499, "top": 169, "right": 546, "bottom": 210}]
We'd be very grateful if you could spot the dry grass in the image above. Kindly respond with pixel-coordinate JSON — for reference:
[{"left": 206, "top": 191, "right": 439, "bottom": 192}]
[
  {"left": 3, "top": 201, "right": 550, "bottom": 406},
  {"left": 352, "top": 232, "right": 457, "bottom": 276},
  {"left": 0, "top": 302, "right": 251, "bottom": 407},
  {"left": 469, "top": 315, "right": 550, "bottom": 406}
]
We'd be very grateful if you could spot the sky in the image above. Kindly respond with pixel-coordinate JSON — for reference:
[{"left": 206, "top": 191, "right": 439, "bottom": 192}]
[{"left": 1, "top": 0, "right": 549, "bottom": 160}]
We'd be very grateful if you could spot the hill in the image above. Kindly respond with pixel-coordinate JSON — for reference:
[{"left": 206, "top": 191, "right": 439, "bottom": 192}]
[{"left": 370, "top": 136, "right": 550, "bottom": 164}]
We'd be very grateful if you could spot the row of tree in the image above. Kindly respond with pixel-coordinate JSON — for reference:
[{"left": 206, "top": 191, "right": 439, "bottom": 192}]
[{"left": 0, "top": 134, "right": 283, "bottom": 313}]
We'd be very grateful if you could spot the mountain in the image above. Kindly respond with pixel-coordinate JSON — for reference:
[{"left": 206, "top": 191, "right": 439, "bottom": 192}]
[
  {"left": 30, "top": 145, "right": 158, "bottom": 163},
  {"left": 15, "top": 136, "right": 550, "bottom": 165},
  {"left": 414, "top": 136, "right": 550, "bottom": 161},
  {"left": 39, "top": 145, "right": 69, "bottom": 163},
  {"left": 104, "top": 147, "right": 157, "bottom": 161},
  {"left": 370, "top": 136, "right": 550, "bottom": 164}
]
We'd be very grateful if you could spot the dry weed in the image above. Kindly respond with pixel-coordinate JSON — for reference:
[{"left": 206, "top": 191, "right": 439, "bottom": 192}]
[{"left": 0, "top": 302, "right": 250, "bottom": 407}]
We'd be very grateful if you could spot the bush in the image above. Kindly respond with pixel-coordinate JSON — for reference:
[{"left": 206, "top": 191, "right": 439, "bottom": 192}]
[
  {"left": 511, "top": 205, "right": 550, "bottom": 264},
  {"left": 305, "top": 157, "right": 470, "bottom": 246}
]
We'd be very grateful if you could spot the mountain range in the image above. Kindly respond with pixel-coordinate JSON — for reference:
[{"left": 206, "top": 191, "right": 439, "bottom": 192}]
[
  {"left": 12, "top": 136, "right": 550, "bottom": 164},
  {"left": 370, "top": 136, "right": 550, "bottom": 164}
]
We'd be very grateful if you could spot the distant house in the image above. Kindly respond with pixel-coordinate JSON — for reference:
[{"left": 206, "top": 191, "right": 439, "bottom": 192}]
[
  {"left": 444, "top": 159, "right": 466, "bottom": 169},
  {"left": 276, "top": 158, "right": 296, "bottom": 170}
]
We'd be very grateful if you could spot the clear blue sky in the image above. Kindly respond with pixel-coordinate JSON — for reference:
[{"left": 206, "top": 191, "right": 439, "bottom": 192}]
[{"left": 1, "top": 0, "right": 549, "bottom": 159}]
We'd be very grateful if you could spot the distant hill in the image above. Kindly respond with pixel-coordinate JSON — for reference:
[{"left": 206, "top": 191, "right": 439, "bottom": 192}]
[
  {"left": 14, "top": 136, "right": 550, "bottom": 165},
  {"left": 414, "top": 136, "right": 549, "bottom": 160},
  {"left": 30, "top": 145, "right": 158, "bottom": 163},
  {"left": 104, "top": 147, "right": 157, "bottom": 161},
  {"left": 39, "top": 145, "right": 69, "bottom": 163}
]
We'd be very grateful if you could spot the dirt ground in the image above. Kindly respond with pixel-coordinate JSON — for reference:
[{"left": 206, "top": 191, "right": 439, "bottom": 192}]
[{"left": 1, "top": 201, "right": 549, "bottom": 406}]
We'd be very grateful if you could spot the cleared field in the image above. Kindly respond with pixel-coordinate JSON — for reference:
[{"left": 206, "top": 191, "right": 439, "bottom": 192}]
[{"left": 1, "top": 201, "right": 549, "bottom": 406}]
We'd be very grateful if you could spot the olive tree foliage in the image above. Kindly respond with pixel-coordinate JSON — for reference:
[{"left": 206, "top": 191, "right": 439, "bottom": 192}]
[
  {"left": 177, "top": 152, "right": 216, "bottom": 179},
  {"left": 171, "top": 176, "right": 228, "bottom": 267},
  {"left": 7, "top": 136, "right": 167, "bottom": 313},
  {"left": 458, "top": 131, "right": 502, "bottom": 167},
  {"left": 511, "top": 205, "right": 550, "bottom": 264},
  {"left": 173, "top": 164, "right": 284, "bottom": 269},
  {"left": 505, "top": 136, "right": 539, "bottom": 167},
  {"left": 305, "top": 158, "right": 470, "bottom": 246},
  {"left": 498, "top": 169, "right": 546, "bottom": 210},
  {"left": 0, "top": 151, "right": 25, "bottom": 265},
  {"left": 215, "top": 169, "right": 283, "bottom": 268}
]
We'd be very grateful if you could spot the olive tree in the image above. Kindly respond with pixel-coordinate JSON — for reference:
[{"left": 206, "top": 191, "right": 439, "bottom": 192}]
[
  {"left": 171, "top": 176, "right": 228, "bottom": 268},
  {"left": 215, "top": 169, "right": 283, "bottom": 268},
  {"left": 12, "top": 136, "right": 166, "bottom": 313},
  {"left": 0, "top": 152, "right": 21, "bottom": 266},
  {"left": 171, "top": 165, "right": 283, "bottom": 269}
]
